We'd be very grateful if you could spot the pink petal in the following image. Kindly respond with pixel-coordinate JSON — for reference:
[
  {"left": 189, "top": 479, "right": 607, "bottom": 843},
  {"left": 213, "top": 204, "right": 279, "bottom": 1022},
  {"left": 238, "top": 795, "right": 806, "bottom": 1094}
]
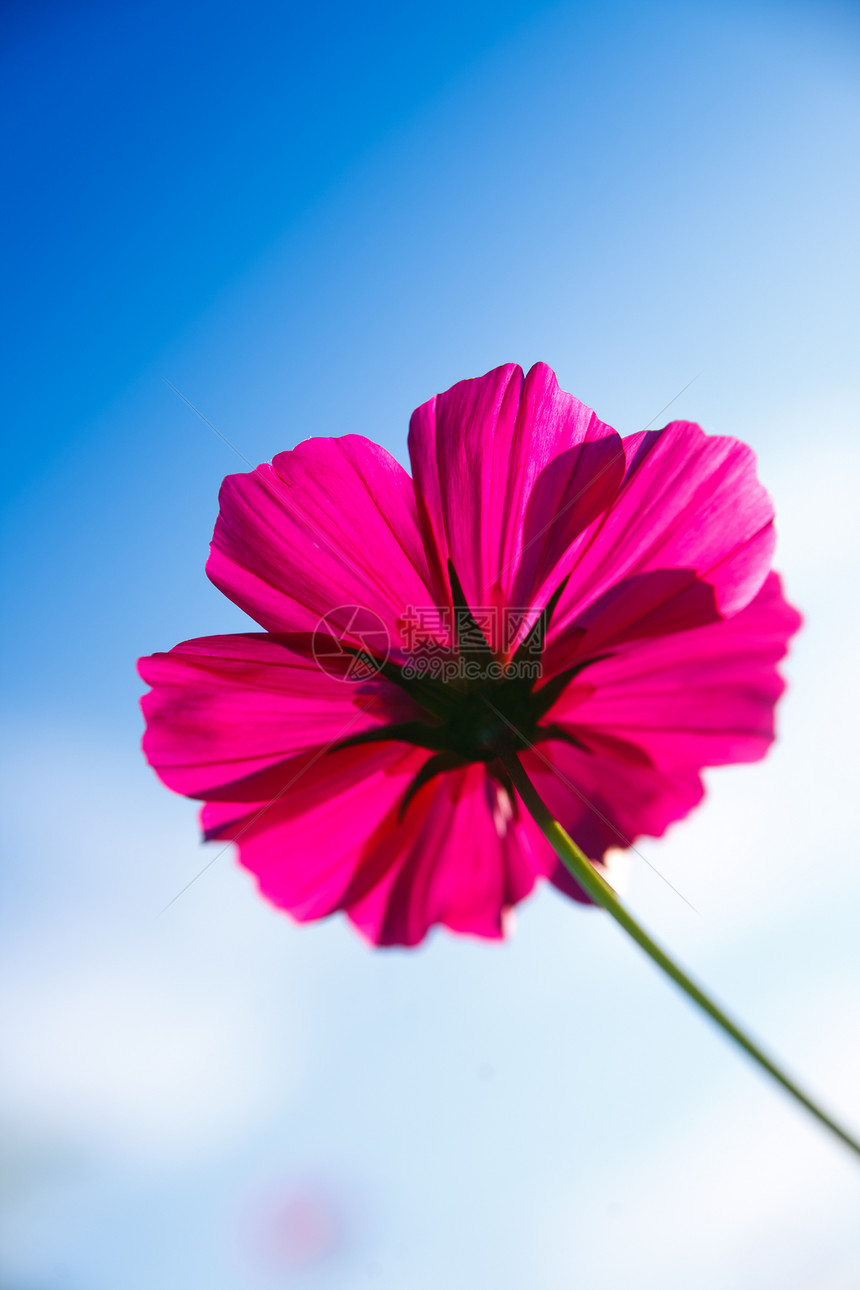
[
  {"left": 545, "top": 420, "right": 776, "bottom": 660},
  {"left": 522, "top": 742, "right": 705, "bottom": 901},
  {"left": 206, "top": 436, "right": 435, "bottom": 648},
  {"left": 138, "top": 632, "right": 418, "bottom": 799},
  {"left": 204, "top": 758, "right": 540, "bottom": 941},
  {"left": 140, "top": 633, "right": 545, "bottom": 943},
  {"left": 347, "top": 765, "right": 541, "bottom": 946},
  {"left": 408, "top": 363, "right": 624, "bottom": 620},
  {"left": 546, "top": 572, "right": 801, "bottom": 771},
  {"left": 204, "top": 749, "right": 429, "bottom": 925}
]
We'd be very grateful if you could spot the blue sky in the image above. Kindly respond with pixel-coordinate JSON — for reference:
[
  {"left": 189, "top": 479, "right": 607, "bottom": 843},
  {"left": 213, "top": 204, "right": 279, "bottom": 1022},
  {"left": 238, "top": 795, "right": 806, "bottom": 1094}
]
[{"left": 2, "top": 2, "right": 860, "bottom": 1287}]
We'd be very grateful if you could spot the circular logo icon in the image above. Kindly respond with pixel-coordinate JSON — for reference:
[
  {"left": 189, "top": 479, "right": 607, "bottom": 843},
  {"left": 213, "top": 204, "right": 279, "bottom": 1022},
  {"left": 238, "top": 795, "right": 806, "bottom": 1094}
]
[{"left": 311, "top": 605, "right": 390, "bottom": 681}]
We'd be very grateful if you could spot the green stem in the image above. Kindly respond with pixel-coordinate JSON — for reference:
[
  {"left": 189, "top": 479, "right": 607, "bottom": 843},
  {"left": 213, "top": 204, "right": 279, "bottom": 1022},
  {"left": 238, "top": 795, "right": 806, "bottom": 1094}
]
[{"left": 499, "top": 746, "right": 860, "bottom": 1160}]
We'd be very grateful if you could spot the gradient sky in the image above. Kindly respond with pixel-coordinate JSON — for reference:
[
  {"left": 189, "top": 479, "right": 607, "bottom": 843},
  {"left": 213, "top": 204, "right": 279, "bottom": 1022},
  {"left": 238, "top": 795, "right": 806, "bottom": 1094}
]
[{"left": 2, "top": 2, "right": 860, "bottom": 1287}]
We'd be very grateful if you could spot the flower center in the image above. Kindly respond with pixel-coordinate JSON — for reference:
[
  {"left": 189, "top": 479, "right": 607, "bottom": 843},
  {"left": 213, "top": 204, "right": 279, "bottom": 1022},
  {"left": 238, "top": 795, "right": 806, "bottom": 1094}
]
[
  {"left": 335, "top": 563, "right": 600, "bottom": 819},
  {"left": 388, "top": 666, "right": 542, "bottom": 761}
]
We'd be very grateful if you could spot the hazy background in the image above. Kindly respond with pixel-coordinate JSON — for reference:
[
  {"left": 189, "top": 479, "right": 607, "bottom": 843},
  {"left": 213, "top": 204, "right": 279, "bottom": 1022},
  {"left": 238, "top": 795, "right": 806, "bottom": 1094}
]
[{"left": 2, "top": 1, "right": 859, "bottom": 1286}]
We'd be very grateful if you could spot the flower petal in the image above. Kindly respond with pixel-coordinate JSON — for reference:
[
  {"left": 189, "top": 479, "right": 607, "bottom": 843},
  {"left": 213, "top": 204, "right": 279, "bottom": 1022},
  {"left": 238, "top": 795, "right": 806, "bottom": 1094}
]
[
  {"left": 203, "top": 758, "right": 541, "bottom": 940},
  {"left": 138, "top": 631, "right": 418, "bottom": 799},
  {"left": 545, "top": 572, "right": 801, "bottom": 772},
  {"left": 203, "top": 749, "right": 428, "bottom": 925},
  {"left": 522, "top": 742, "right": 705, "bottom": 901},
  {"left": 347, "top": 765, "right": 542, "bottom": 946},
  {"left": 547, "top": 421, "right": 776, "bottom": 658},
  {"left": 408, "top": 363, "right": 624, "bottom": 619},
  {"left": 207, "top": 435, "right": 435, "bottom": 647}
]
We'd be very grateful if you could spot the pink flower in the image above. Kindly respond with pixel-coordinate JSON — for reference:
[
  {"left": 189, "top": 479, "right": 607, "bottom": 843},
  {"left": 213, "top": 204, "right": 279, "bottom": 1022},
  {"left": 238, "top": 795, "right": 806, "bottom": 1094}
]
[{"left": 139, "top": 363, "right": 801, "bottom": 946}]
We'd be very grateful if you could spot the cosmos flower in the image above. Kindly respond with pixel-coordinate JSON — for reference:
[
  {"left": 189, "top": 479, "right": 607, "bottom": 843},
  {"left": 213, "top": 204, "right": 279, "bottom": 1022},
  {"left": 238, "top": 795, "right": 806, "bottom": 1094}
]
[{"left": 138, "top": 362, "right": 800, "bottom": 947}]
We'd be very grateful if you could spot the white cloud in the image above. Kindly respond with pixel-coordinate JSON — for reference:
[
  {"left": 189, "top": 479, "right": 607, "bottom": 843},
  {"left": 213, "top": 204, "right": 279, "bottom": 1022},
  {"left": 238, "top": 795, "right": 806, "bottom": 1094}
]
[
  {"left": 0, "top": 726, "right": 310, "bottom": 1169},
  {"left": 0, "top": 951, "right": 287, "bottom": 1165},
  {"left": 543, "top": 996, "right": 860, "bottom": 1290}
]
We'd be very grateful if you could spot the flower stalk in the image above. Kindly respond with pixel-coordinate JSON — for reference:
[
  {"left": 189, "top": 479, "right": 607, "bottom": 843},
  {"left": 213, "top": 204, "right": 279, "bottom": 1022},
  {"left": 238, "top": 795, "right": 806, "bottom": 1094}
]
[{"left": 498, "top": 746, "right": 860, "bottom": 1160}]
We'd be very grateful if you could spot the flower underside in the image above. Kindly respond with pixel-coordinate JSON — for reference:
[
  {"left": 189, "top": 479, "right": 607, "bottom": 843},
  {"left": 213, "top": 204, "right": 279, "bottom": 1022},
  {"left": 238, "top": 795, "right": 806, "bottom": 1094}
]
[
  {"left": 138, "top": 361, "right": 803, "bottom": 948},
  {"left": 335, "top": 561, "right": 603, "bottom": 818}
]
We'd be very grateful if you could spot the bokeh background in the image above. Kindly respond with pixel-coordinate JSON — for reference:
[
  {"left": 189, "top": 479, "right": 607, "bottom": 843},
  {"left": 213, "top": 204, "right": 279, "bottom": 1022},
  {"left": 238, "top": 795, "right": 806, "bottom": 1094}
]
[{"left": 2, "top": 1, "right": 860, "bottom": 1285}]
